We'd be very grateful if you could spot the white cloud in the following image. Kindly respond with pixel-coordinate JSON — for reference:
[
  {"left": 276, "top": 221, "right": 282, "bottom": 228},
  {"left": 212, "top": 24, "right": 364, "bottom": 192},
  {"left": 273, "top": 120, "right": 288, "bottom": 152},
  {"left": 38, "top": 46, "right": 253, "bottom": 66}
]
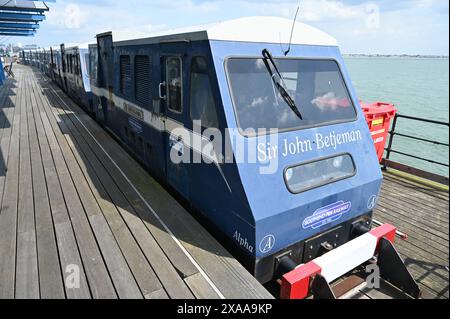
[
  {"left": 46, "top": 3, "right": 90, "bottom": 29},
  {"left": 144, "top": 0, "right": 219, "bottom": 13},
  {"left": 21, "top": 0, "right": 448, "bottom": 55},
  {"left": 238, "top": 0, "right": 370, "bottom": 21},
  {"left": 65, "top": 4, "right": 84, "bottom": 29}
]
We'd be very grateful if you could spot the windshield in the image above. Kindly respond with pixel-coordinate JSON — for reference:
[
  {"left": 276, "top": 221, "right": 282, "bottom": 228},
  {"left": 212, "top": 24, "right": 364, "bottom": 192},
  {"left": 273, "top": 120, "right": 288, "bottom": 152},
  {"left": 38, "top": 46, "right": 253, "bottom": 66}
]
[{"left": 226, "top": 58, "right": 357, "bottom": 135}]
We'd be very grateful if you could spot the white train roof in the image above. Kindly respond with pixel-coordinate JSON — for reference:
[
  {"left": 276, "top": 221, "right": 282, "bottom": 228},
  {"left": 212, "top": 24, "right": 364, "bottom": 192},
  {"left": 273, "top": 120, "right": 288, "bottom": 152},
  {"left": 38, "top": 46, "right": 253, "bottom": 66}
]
[
  {"left": 65, "top": 42, "right": 93, "bottom": 50},
  {"left": 108, "top": 16, "right": 338, "bottom": 47}
]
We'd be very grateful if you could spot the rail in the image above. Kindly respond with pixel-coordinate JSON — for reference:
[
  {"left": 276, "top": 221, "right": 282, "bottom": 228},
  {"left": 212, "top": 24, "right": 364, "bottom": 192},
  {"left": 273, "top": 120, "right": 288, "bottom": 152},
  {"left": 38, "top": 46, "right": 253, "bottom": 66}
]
[{"left": 383, "top": 114, "right": 449, "bottom": 186}]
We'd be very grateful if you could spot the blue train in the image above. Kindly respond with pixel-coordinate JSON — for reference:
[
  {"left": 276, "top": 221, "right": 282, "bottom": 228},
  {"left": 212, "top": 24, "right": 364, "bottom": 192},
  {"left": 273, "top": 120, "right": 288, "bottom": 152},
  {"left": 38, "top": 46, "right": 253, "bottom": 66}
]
[
  {"left": 27, "top": 17, "right": 418, "bottom": 295},
  {"left": 61, "top": 43, "right": 93, "bottom": 110}
]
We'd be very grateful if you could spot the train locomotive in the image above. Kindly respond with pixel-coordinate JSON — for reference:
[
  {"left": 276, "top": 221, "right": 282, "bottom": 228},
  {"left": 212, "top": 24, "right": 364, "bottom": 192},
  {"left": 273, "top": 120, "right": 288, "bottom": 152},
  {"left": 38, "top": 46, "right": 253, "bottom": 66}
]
[{"left": 28, "top": 16, "right": 420, "bottom": 299}]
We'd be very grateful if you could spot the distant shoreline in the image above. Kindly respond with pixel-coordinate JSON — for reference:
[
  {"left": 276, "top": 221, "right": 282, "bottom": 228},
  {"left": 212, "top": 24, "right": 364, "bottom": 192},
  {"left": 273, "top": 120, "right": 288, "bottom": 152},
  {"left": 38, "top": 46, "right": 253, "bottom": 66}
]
[{"left": 343, "top": 54, "right": 449, "bottom": 59}]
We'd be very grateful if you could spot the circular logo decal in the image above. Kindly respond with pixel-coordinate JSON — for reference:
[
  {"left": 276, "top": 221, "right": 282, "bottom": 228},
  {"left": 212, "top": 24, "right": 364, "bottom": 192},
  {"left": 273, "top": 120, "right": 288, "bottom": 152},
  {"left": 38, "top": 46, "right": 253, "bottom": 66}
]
[
  {"left": 259, "top": 235, "right": 275, "bottom": 254},
  {"left": 368, "top": 195, "right": 378, "bottom": 210}
]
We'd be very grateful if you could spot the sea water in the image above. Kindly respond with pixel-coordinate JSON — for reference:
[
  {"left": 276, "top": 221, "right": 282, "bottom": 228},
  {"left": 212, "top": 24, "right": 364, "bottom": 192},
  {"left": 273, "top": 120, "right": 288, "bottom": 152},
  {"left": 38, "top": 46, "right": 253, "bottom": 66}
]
[{"left": 345, "top": 57, "right": 449, "bottom": 177}]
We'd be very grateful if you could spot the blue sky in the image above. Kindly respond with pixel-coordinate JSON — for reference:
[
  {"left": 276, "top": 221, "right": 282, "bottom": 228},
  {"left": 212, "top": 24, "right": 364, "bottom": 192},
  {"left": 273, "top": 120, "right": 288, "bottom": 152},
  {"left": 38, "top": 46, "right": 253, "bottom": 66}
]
[{"left": 6, "top": 0, "right": 450, "bottom": 55}]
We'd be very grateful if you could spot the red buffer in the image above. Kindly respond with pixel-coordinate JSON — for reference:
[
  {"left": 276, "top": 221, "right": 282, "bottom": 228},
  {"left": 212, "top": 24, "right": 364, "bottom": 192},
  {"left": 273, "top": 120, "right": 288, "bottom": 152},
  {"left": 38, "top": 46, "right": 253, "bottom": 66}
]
[{"left": 280, "top": 224, "right": 420, "bottom": 299}]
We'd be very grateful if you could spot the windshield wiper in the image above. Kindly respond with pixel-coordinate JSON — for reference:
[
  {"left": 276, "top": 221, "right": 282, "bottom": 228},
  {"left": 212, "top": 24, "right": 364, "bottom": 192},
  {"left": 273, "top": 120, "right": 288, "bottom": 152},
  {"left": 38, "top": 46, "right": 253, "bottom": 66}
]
[{"left": 262, "top": 49, "right": 303, "bottom": 120}]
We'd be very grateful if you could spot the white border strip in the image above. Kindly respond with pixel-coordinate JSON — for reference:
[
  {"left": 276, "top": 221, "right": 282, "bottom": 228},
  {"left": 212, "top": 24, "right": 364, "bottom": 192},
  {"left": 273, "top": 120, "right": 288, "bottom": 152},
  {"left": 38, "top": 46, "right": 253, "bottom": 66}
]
[
  {"left": 50, "top": 81, "right": 226, "bottom": 299},
  {"left": 91, "top": 85, "right": 220, "bottom": 164}
]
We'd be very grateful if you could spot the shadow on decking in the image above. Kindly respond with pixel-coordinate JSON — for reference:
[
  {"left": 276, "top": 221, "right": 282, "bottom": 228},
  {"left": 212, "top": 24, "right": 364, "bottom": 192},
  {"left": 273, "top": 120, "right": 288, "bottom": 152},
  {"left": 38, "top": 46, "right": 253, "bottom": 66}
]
[
  {"left": 0, "top": 78, "right": 17, "bottom": 177},
  {"left": 32, "top": 69, "right": 233, "bottom": 271},
  {"left": 404, "top": 257, "right": 450, "bottom": 299}
]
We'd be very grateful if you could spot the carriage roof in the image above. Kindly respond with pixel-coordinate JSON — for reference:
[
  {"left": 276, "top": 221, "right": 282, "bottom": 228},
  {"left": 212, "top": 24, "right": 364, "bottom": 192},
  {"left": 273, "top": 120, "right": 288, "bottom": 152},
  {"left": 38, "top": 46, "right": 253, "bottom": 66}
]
[{"left": 92, "top": 16, "right": 338, "bottom": 48}]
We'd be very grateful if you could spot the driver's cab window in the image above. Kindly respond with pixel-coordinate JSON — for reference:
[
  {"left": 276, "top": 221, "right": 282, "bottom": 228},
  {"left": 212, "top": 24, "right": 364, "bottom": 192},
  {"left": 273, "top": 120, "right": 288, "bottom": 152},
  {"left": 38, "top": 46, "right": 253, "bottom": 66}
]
[
  {"left": 166, "top": 57, "right": 183, "bottom": 113},
  {"left": 190, "top": 57, "right": 219, "bottom": 129}
]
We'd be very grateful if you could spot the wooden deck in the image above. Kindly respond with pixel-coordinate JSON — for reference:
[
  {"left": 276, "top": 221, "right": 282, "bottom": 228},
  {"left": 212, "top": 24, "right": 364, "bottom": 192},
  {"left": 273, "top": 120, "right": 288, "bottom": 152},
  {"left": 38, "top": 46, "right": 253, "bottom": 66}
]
[
  {"left": 0, "top": 65, "right": 273, "bottom": 299},
  {"left": 374, "top": 172, "right": 449, "bottom": 299},
  {"left": 0, "top": 65, "right": 448, "bottom": 300}
]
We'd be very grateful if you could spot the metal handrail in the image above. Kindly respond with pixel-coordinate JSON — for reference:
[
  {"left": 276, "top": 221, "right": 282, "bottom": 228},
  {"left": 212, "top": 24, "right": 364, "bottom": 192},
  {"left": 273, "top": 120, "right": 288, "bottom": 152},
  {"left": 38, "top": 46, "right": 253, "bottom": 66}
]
[{"left": 385, "top": 114, "right": 449, "bottom": 169}]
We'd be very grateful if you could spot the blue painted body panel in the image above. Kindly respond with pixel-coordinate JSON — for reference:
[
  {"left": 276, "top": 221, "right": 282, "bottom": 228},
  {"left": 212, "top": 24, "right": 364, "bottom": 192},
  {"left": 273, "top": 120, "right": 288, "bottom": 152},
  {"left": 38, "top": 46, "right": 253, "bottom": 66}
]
[
  {"left": 82, "top": 37, "right": 383, "bottom": 269},
  {"left": 210, "top": 41, "right": 382, "bottom": 258}
]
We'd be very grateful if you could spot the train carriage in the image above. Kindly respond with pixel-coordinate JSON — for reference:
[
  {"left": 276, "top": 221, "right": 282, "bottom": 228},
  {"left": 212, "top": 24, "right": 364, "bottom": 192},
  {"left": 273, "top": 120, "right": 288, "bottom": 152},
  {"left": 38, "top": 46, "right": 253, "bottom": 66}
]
[
  {"left": 87, "top": 16, "right": 386, "bottom": 283},
  {"left": 42, "top": 48, "right": 52, "bottom": 77},
  {"left": 49, "top": 46, "right": 64, "bottom": 89},
  {"left": 60, "top": 43, "right": 93, "bottom": 114},
  {"left": 28, "top": 16, "right": 420, "bottom": 299}
]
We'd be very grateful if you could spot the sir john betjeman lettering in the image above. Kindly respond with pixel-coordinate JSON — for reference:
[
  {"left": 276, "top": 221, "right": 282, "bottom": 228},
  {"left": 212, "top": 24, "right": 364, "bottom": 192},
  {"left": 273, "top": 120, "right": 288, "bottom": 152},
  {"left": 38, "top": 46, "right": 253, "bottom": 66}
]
[{"left": 258, "top": 130, "right": 363, "bottom": 162}]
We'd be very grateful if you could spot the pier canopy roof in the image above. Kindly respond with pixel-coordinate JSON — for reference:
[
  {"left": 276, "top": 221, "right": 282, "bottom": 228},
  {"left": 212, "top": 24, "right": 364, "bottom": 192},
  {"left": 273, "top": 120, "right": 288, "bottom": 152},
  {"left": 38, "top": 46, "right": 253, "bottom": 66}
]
[{"left": 0, "top": 0, "right": 55, "bottom": 37}]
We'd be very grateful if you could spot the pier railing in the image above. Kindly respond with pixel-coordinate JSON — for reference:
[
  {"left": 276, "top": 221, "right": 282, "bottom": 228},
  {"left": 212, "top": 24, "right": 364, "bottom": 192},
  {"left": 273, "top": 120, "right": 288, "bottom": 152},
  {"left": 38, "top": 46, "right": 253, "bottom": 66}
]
[{"left": 383, "top": 114, "right": 449, "bottom": 186}]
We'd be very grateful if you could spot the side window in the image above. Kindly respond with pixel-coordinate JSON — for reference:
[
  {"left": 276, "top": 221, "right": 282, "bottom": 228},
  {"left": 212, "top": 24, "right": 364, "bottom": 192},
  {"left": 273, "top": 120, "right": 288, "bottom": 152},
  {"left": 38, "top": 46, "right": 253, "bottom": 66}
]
[
  {"left": 75, "top": 55, "right": 79, "bottom": 75},
  {"left": 166, "top": 57, "right": 182, "bottom": 113},
  {"left": 120, "top": 55, "right": 132, "bottom": 96},
  {"left": 135, "top": 55, "right": 151, "bottom": 107},
  {"left": 190, "top": 57, "right": 219, "bottom": 128},
  {"left": 90, "top": 50, "right": 98, "bottom": 82},
  {"left": 85, "top": 54, "right": 90, "bottom": 74}
]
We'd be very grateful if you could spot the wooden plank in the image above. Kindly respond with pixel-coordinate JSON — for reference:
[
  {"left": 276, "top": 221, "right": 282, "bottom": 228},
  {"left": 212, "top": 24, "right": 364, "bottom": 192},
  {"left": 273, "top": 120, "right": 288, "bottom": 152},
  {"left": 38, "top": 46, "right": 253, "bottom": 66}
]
[
  {"left": 184, "top": 273, "right": 221, "bottom": 299},
  {"left": 60, "top": 113, "right": 200, "bottom": 280},
  {"left": 71, "top": 115, "right": 200, "bottom": 279},
  {"left": 377, "top": 196, "right": 448, "bottom": 234},
  {"left": 31, "top": 74, "right": 117, "bottom": 299},
  {"left": 375, "top": 200, "right": 448, "bottom": 252},
  {"left": 0, "top": 76, "right": 16, "bottom": 206},
  {"left": 40, "top": 80, "right": 195, "bottom": 299},
  {"left": 33, "top": 73, "right": 145, "bottom": 299},
  {"left": 63, "top": 134, "right": 196, "bottom": 298},
  {"left": 15, "top": 74, "right": 39, "bottom": 299},
  {"left": 0, "top": 75, "right": 15, "bottom": 189},
  {"left": 37, "top": 78, "right": 148, "bottom": 300},
  {"left": 0, "top": 69, "right": 22, "bottom": 299},
  {"left": 0, "top": 71, "right": 22, "bottom": 298},
  {"left": 28, "top": 74, "right": 91, "bottom": 299},
  {"left": 395, "top": 238, "right": 448, "bottom": 267},
  {"left": 380, "top": 180, "right": 449, "bottom": 217},
  {"left": 381, "top": 178, "right": 449, "bottom": 216},
  {"left": 38, "top": 76, "right": 168, "bottom": 299},
  {"left": 27, "top": 72, "right": 65, "bottom": 299},
  {"left": 383, "top": 173, "right": 449, "bottom": 203},
  {"left": 49, "top": 110, "right": 168, "bottom": 298},
  {"left": 376, "top": 169, "right": 449, "bottom": 300},
  {"left": 381, "top": 181, "right": 449, "bottom": 215},
  {"left": 373, "top": 210, "right": 449, "bottom": 258},
  {"left": 88, "top": 215, "right": 144, "bottom": 298},
  {"left": 376, "top": 202, "right": 448, "bottom": 244}
]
